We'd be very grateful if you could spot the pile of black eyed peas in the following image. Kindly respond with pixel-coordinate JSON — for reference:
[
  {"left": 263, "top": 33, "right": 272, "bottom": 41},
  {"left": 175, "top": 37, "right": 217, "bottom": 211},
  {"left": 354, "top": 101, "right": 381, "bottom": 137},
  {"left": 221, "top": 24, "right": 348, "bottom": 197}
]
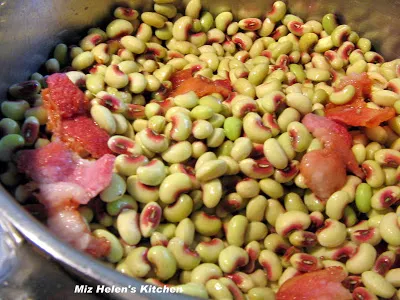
[{"left": 2, "top": 0, "right": 400, "bottom": 298}]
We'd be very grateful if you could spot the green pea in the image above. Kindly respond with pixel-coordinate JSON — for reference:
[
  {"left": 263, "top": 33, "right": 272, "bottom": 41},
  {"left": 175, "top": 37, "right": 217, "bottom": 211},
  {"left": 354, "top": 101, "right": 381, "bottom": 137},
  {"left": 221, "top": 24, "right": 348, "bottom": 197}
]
[
  {"left": 322, "top": 13, "right": 338, "bottom": 34},
  {"left": 1, "top": 100, "right": 30, "bottom": 121},
  {"left": 0, "top": 118, "right": 21, "bottom": 136},
  {"left": 355, "top": 183, "right": 372, "bottom": 213},
  {"left": 106, "top": 194, "right": 138, "bottom": 216},
  {"left": 224, "top": 117, "right": 243, "bottom": 141},
  {"left": 0, "top": 134, "right": 25, "bottom": 162}
]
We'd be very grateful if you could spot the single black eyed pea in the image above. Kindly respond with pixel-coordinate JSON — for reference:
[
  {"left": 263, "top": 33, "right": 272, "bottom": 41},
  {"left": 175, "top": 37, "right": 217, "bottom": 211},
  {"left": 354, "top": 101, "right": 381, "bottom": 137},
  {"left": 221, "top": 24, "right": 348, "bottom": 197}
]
[
  {"left": 263, "top": 138, "right": 289, "bottom": 170},
  {"left": 195, "top": 238, "right": 225, "bottom": 263},
  {"left": 106, "top": 195, "right": 138, "bottom": 217},
  {"left": 0, "top": 134, "right": 25, "bottom": 162},
  {"left": 192, "top": 211, "right": 222, "bottom": 236},
  {"left": 124, "top": 247, "right": 151, "bottom": 278},
  {"left": 218, "top": 245, "right": 249, "bottom": 274},
  {"left": 246, "top": 195, "right": 268, "bottom": 222},
  {"left": 90, "top": 105, "right": 116, "bottom": 135},
  {"left": 226, "top": 215, "right": 248, "bottom": 247},
  {"left": 362, "top": 160, "right": 385, "bottom": 188},
  {"left": 362, "top": 271, "right": 396, "bottom": 299},
  {"left": 325, "top": 190, "right": 351, "bottom": 220},
  {"left": 379, "top": 212, "right": 400, "bottom": 246},
  {"left": 263, "top": 233, "right": 291, "bottom": 254},
  {"left": 93, "top": 229, "right": 124, "bottom": 263},
  {"left": 191, "top": 263, "right": 223, "bottom": 285},
  {"left": 284, "top": 192, "right": 308, "bottom": 213},
  {"left": 147, "top": 245, "right": 177, "bottom": 281},
  {"left": 247, "top": 287, "right": 275, "bottom": 300},
  {"left": 236, "top": 178, "right": 260, "bottom": 199},
  {"left": 167, "top": 237, "right": 201, "bottom": 270},
  {"left": 206, "top": 279, "right": 233, "bottom": 300},
  {"left": 163, "top": 194, "right": 193, "bottom": 223},
  {"left": 195, "top": 159, "right": 227, "bottom": 182},
  {"left": 100, "top": 174, "right": 126, "bottom": 203},
  {"left": 385, "top": 269, "right": 400, "bottom": 288},
  {"left": 202, "top": 178, "right": 223, "bottom": 209},
  {"left": 275, "top": 211, "right": 311, "bottom": 237},
  {"left": 258, "top": 249, "right": 282, "bottom": 281},
  {"left": 1, "top": 100, "right": 30, "bottom": 121},
  {"left": 265, "top": 199, "right": 286, "bottom": 227},
  {"left": 208, "top": 113, "right": 225, "bottom": 129},
  {"left": 175, "top": 218, "right": 195, "bottom": 245},
  {"left": 127, "top": 175, "right": 159, "bottom": 204},
  {"left": 136, "top": 159, "right": 166, "bottom": 186},
  {"left": 244, "top": 222, "right": 269, "bottom": 244},
  {"left": 346, "top": 243, "right": 377, "bottom": 274},
  {"left": 317, "top": 219, "right": 347, "bottom": 247},
  {"left": 175, "top": 283, "right": 208, "bottom": 299}
]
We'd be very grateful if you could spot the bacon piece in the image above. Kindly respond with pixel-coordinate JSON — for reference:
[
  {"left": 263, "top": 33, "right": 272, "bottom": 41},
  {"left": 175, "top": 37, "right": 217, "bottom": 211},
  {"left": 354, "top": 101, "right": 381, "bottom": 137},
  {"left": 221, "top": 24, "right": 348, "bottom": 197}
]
[
  {"left": 302, "top": 113, "right": 363, "bottom": 178},
  {"left": 17, "top": 142, "right": 115, "bottom": 257},
  {"left": 276, "top": 267, "right": 352, "bottom": 300},
  {"left": 42, "top": 73, "right": 111, "bottom": 158},
  {"left": 59, "top": 116, "right": 113, "bottom": 158},
  {"left": 169, "top": 69, "right": 232, "bottom": 99},
  {"left": 300, "top": 149, "right": 347, "bottom": 200},
  {"left": 325, "top": 73, "right": 395, "bottom": 128}
]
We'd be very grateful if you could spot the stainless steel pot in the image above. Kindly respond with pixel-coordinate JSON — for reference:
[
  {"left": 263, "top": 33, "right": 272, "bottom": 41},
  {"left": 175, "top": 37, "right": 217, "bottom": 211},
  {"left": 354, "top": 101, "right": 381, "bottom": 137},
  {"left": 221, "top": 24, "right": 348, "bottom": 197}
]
[{"left": 0, "top": 0, "right": 399, "bottom": 299}]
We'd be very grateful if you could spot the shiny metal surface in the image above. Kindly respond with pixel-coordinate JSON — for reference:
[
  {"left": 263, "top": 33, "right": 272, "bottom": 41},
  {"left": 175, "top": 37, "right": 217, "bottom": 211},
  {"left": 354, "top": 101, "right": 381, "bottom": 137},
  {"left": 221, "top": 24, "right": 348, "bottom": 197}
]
[{"left": 0, "top": 0, "right": 399, "bottom": 298}]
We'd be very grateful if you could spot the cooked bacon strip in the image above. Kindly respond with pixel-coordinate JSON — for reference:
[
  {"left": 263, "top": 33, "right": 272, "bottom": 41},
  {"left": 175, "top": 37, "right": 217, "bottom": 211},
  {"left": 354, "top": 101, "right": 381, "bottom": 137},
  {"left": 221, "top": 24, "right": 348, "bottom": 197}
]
[
  {"left": 17, "top": 142, "right": 115, "bottom": 257},
  {"left": 42, "top": 73, "right": 112, "bottom": 158},
  {"left": 169, "top": 68, "right": 232, "bottom": 98},
  {"left": 325, "top": 73, "right": 395, "bottom": 128}
]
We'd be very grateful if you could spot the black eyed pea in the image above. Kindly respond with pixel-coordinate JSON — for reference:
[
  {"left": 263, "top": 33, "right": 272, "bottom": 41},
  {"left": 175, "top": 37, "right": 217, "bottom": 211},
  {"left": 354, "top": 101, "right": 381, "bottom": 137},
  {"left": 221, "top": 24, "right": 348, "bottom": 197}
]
[
  {"left": 289, "top": 253, "right": 323, "bottom": 273},
  {"left": 286, "top": 121, "right": 313, "bottom": 152},
  {"left": 147, "top": 246, "right": 177, "bottom": 281},
  {"left": 207, "top": 128, "right": 225, "bottom": 148},
  {"left": 128, "top": 73, "right": 147, "bottom": 95},
  {"left": 100, "top": 174, "right": 126, "bottom": 203},
  {"left": 125, "top": 247, "right": 151, "bottom": 278},
  {"left": 352, "top": 143, "right": 366, "bottom": 164},
  {"left": 275, "top": 211, "right": 311, "bottom": 237},
  {"left": 218, "top": 245, "right": 249, "bottom": 274},
  {"left": 161, "top": 141, "right": 192, "bottom": 163},
  {"left": 154, "top": 4, "right": 176, "bottom": 19},
  {"left": 330, "top": 24, "right": 352, "bottom": 47},
  {"left": 90, "top": 105, "right": 116, "bottom": 135},
  {"left": 226, "top": 215, "right": 249, "bottom": 247},
  {"left": 126, "top": 175, "right": 159, "bottom": 204},
  {"left": 173, "top": 91, "right": 198, "bottom": 109},
  {"left": 265, "top": 199, "right": 286, "bottom": 227},
  {"left": 199, "top": 53, "right": 219, "bottom": 72},
  {"left": 226, "top": 272, "right": 255, "bottom": 293},
  {"left": 104, "top": 65, "right": 129, "bottom": 89},
  {"left": 230, "top": 137, "right": 253, "bottom": 161},
  {"left": 233, "top": 78, "right": 256, "bottom": 98},
  {"left": 286, "top": 92, "right": 313, "bottom": 115},
  {"left": 141, "top": 12, "right": 167, "bottom": 29},
  {"left": 192, "top": 120, "right": 214, "bottom": 139},
  {"left": 304, "top": 190, "right": 326, "bottom": 212},
  {"left": 155, "top": 223, "right": 177, "bottom": 240},
  {"left": 137, "top": 128, "right": 169, "bottom": 153},
  {"left": 236, "top": 178, "right": 260, "bottom": 199},
  {"left": 379, "top": 212, "right": 400, "bottom": 246},
  {"left": 362, "top": 160, "right": 385, "bottom": 188},
  {"left": 167, "top": 237, "right": 201, "bottom": 270},
  {"left": 374, "top": 149, "right": 400, "bottom": 167},
  {"left": 0, "top": 134, "right": 25, "bottom": 162},
  {"left": 247, "top": 287, "right": 275, "bottom": 300},
  {"left": 93, "top": 229, "right": 123, "bottom": 263},
  {"left": 175, "top": 283, "right": 208, "bottom": 299},
  {"left": 224, "top": 117, "right": 243, "bottom": 142},
  {"left": 106, "top": 194, "right": 138, "bottom": 217},
  {"left": 202, "top": 178, "right": 223, "bottom": 208},
  {"left": 148, "top": 115, "right": 166, "bottom": 133},
  {"left": 192, "top": 211, "right": 222, "bottom": 236},
  {"left": 325, "top": 190, "right": 351, "bottom": 220},
  {"left": 1, "top": 100, "right": 30, "bottom": 121},
  {"left": 215, "top": 12, "right": 233, "bottom": 32},
  {"left": 258, "top": 249, "right": 283, "bottom": 281},
  {"left": 86, "top": 74, "right": 105, "bottom": 94},
  {"left": 150, "top": 231, "right": 169, "bottom": 247},
  {"left": 248, "top": 63, "right": 269, "bottom": 86},
  {"left": 8, "top": 80, "right": 41, "bottom": 99},
  {"left": 284, "top": 192, "right": 308, "bottom": 213},
  {"left": 106, "top": 19, "right": 134, "bottom": 39},
  {"left": 258, "top": 91, "right": 285, "bottom": 115},
  {"left": 195, "top": 238, "right": 225, "bottom": 264},
  {"left": 116, "top": 209, "right": 141, "bottom": 246},
  {"left": 317, "top": 219, "right": 347, "bottom": 247},
  {"left": 172, "top": 16, "right": 193, "bottom": 41},
  {"left": 263, "top": 233, "right": 291, "bottom": 254},
  {"left": 159, "top": 173, "right": 192, "bottom": 204},
  {"left": 244, "top": 222, "right": 269, "bottom": 244},
  {"left": 108, "top": 135, "right": 142, "bottom": 156},
  {"left": 385, "top": 269, "right": 400, "bottom": 288},
  {"left": 263, "top": 138, "right": 289, "bottom": 170},
  {"left": 206, "top": 279, "right": 233, "bottom": 300},
  {"left": 137, "top": 159, "right": 166, "bottom": 186},
  {"left": 243, "top": 113, "right": 272, "bottom": 144},
  {"left": 175, "top": 218, "right": 195, "bottom": 246},
  {"left": 71, "top": 51, "right": 95, "bottom": 70},
  {"left": 274, "top": 160, "right": 300, "bottom": 183},
  {"left": 21, "top": 116, "right": 39, "bottom": 146},
  {"left": 208, "top": 113, "right": 225, "bottom": 129},
  {"left": 190, "top": 105, "right": 214, "bottom": 120},
  {"left": 267, "top": 1, "right": 287, "bottom": 23},
  {"left": 246, "top": 195, "right": 268, "bottom": 222},
  {"left": 191, "top": 263, "right": 223, "bottom": 285},
  {"left": 163, "top": 194, "right": 193, "bottom": 223},
  {"left": 115, "top": 154, "right": 148, "bottom": 177},
  {"left": 195, "top": 151, "right": 217, "bottom": 170},
  {"left": 371, "top": 186, "right": 400, "bottom": 211},
  {"left": 168, "top": 112, "right": 192, "bottom": 142},
  {"left": 196, "top": 159, "right": 227, "bottom": 182},
  {"left": 362, "top": 271, "right": 396, "bottom": 299},
  {"left": 345, "top": 243, "right": 377, "bottom": 274},
  {"left": 144, "top": 74, "right": 161, "bottom": 92},
  {"left": 111, "top": 114, "right": 127, "bottom": 132}
]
